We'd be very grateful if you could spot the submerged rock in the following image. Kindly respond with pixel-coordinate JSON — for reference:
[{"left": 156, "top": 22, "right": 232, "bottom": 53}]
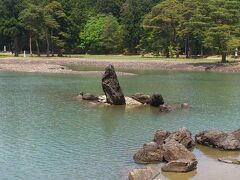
[
  {"left": 159, "top": 104, "right": 173, "bottom": 112},
  {"left": 131, "top": 93, "right": 151, "bottom": 104},
  {"left": 81, "top": 93, "right": 99, "bottom": 101},
  {"left": 181, "top": 102, "right": 190, "bottom": 109},
  {"left": 195, "top": 129, "right": 240, "bottom": 150},
  {"left": 102, "top": 64, "right": 126, "bottom": 105},
  {"left": 162, "top": 159, "right": 197, "bottom": 172},
  {"left": 128, "top": 167, "right": 160, "bottom": 180},
  {"left": 218, "top": 157, "right": 240, "bottom": 165},
  {"left": 150, "top": 94, "right": 164, "bottom": 107}
]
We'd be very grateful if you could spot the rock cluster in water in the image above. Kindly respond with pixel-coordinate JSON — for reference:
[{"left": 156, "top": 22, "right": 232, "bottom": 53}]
[
  {"left": 78, "top": 64, "right": 189, "bottom": 112},
  {"left": 195, "top": 128, "right": 240, "bottom": 150},
  {"left": 133, "top": 127, "right": 197, "bottom": 173}
]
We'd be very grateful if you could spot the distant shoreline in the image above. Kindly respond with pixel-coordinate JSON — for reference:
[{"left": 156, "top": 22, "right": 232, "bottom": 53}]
[{"left": 1, "top": 57, "right": 240, "bottom": 74}]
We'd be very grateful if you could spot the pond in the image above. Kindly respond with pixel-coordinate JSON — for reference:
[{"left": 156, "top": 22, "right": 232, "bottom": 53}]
[{"left": 0, "top": 71, "right": 240, "bottom": 180}]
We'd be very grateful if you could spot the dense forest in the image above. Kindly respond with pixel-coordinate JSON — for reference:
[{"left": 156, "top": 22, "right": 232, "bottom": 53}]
[{"left": 0, "top": 0, "right": 239, "bottom": 62}]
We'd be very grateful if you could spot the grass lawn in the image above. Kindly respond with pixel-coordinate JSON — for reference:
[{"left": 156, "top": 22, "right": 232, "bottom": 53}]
[
  {"left": 63, "top": 54, "right": 239, "bottom": 63},
  {"left": 0, "top": 52, "right": 13, "bottom": 58},
  {"left": 1, "top": 52, "right": 239, "bottom": 64}
]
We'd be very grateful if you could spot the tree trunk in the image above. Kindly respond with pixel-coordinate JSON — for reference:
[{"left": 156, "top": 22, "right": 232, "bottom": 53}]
[
  {"left": 13, "top": 37, "right": 19, "bottom": 57},
  {"left": 222, "top": 51, "right": 227, "bottom": 63},
  {"left": 35, "top": 40, "right": 40, "bottom": 57},
  {"left": 29, "top": 36, "right": 33, "bottom": 56},
  {"left": 176, "top": 52, "right": 179, "bottom": 58},
  {"left": 51, "top": 30, "right": 54, "bottom": 57},
  {"left": 46, "top": 34, "right": 50, "bottom": 57},
  {"left": 201, "top": 47, "right": 203, "bottom": 57},
  {"left": 185, "top": 37, "right": 190, "bottom": 58}
]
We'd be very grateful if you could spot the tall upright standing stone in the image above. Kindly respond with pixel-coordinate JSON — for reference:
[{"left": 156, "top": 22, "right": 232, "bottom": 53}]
[{"left": 102, "top": 65, "right": 126, "bottom": 105}]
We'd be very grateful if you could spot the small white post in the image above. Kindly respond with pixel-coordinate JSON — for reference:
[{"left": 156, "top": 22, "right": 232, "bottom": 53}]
[
  {"left": 235, "top": 48, "right": 238, "bottom": 58},
  {"left": 24, "top": 50, "right": 26, "bottom": 57},
  {"left": 4, "top": 45, "right": 6, "bottom": 52}
]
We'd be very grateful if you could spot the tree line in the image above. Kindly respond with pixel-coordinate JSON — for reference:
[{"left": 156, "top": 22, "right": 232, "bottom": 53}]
[{"left": 0, "top": 0, "right": 239, "bottom": 62}]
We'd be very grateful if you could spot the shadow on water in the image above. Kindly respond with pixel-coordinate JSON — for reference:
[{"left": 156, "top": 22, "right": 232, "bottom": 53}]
[
  {"left": 99, "top": 105, "right": 126, "bottom": 135},
  {"left": 197, "top": 144, "right": 240, "bottom": 159}
]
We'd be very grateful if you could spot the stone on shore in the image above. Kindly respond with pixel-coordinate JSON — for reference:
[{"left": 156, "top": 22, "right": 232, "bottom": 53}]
[
  {"left": 131, "top": 93, "right": 151, "bottom": 104},
  {"left": 150, "top": 94, "right": 164, "bottom": 107},
  {"left": 162, "top": 159, "right": 198, "bottom": 172},
  {"left": 128, "top": 167, "right": 161, "bottom": 180},
  {"left": 102, "top": 64, "right": 126, "bottom": 105},
  {"left": 195, "top": 129, "right": 240, "bottom": 150}
]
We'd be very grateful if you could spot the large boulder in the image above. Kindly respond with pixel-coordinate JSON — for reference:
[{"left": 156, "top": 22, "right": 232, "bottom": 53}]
[
  {"left": 133, "top": 142, "right": 164, "bottom": 164},
  {"left": 128, "top": 167, "right": 160, "bottom": 180},
  {"left": 162, "top": 159, "right": 197, "bottom": 172},
  {"left": 153, "top": 130, "right": 170, "bottom": 145},
  {"left": 131, "top": 93, "right": 151, "bottom": 104},
  {"left": 102, "top": 65, "right": 126, "bottom": 105},
  {"left": 195, "top": 130, "right": 240, "bottom": 150},
  {"left": 149, "top": 94, "right": 164, "bottom": 107},
  {"left": 162, "top": 140, "right": 196, "bottom": 162},
  {"left": 153, "top": 128, "right": 195, "bottom": 149},
  {"left": 165, "top": 127, "right": 195, "bottom": 149}
]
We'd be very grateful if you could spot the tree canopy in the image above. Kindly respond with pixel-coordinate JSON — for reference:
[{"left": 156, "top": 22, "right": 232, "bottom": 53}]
[{"left": 0, "top": 0, "right": 239, "bottom": 61}]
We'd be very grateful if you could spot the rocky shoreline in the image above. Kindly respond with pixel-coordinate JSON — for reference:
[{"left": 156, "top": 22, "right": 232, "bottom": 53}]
[{"left": 1, "top": 57, "right": 240, "bottom": 74}]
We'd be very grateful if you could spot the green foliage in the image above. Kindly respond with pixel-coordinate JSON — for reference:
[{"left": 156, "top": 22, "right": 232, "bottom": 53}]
[
  {"left": 0, "top": 0, "right": 239, "bottom": 57},
  {"left": 80, "top": 15, "right": 122, "bottom": 54}
]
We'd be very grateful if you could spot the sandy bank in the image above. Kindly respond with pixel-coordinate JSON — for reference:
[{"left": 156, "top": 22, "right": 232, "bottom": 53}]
[{"left": 1, "top": 57, "right": 240, "bottom": 74}]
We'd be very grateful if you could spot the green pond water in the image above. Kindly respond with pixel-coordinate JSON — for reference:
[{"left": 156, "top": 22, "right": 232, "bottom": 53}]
[{"left": 0, "top": 70, "right": 240, "bottom": 180}]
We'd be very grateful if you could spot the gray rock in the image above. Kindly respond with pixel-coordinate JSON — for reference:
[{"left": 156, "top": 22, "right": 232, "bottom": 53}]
[
  {"left": 162, "top": 159, "right": 197, "bottom": 172},
  {"left": 102, "top": 65, "right": 126, "bottom": 105}
]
